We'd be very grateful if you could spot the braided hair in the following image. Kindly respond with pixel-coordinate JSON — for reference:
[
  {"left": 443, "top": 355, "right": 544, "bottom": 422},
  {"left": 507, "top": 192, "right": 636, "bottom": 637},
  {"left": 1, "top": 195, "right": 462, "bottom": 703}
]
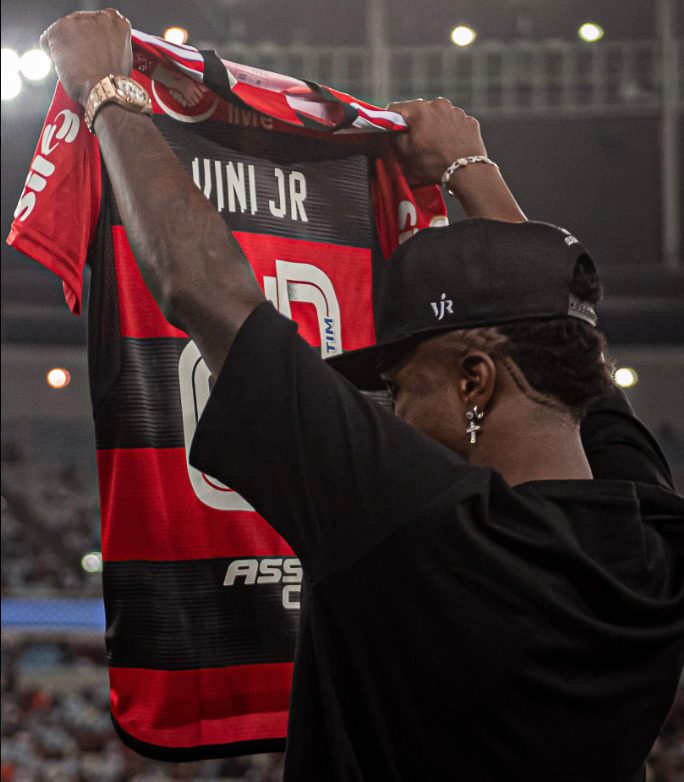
[{"left": 494, "top": 256, "right": 614, "bottom": 420}]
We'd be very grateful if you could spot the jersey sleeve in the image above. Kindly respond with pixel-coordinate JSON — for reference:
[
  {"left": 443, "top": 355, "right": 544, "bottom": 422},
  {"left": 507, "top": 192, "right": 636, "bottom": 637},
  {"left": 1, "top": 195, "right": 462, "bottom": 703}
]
[
  {"left": 189, "top": 302, "right": 485, "bottom": 581},
  {"left": 5, "top": 82, "right": 101, "bottom": 314},
  {"left": 580, "top": 388, "right": 675, "bottom": 491},
  {"left": 371, "top": 154, "right": 448, "bottom": 260}
]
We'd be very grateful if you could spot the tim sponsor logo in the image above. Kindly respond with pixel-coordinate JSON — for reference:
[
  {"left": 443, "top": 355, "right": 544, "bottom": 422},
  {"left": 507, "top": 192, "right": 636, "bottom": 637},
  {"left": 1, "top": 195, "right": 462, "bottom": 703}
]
[
  {"left": 263, "top": 260, "right": 341, "bottom": 356},
  {"left": 223, "top": 557, "right": 302, "bottom": 610}
]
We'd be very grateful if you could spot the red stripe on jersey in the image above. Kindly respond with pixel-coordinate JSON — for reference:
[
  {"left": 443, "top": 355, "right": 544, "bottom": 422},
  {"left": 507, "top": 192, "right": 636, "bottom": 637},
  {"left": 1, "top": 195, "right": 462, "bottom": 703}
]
[
  {"left": 110, "top": 663, "right": 292, "bottom": 747},
  {"left": 114, "top": 227, "right": 375, "bottom": 350},
  {"left": 112, "top": 227, "right": 186, "bottom": 339},
  {"left": 98, "top": 447, "right": 294, "bottom": 561}
]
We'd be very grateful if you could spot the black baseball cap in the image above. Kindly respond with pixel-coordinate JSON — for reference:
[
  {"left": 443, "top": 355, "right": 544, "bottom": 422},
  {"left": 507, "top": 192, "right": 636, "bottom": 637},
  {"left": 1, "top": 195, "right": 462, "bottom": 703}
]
[{"left": 325, "top": 218, "right": 599, "bottom": 390}]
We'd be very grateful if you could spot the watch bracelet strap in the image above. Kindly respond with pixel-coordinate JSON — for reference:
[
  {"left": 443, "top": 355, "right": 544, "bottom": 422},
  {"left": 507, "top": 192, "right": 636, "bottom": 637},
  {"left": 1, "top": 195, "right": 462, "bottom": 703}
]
[
  {"left": 85, "top": 74, "right": 152, "bottom": 133},
  {"left": 441, "top": 156, "right": 499, "bottom": 194}
]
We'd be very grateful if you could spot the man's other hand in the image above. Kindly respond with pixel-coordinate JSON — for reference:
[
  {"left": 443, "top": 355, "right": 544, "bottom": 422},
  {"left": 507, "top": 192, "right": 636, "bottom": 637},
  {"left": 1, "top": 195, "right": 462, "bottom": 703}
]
[
  {"left": 387, "top": 98, "right": 487, "bottom": 187},
  {"left": 40, "top": 8, "right": 133, "bottom": 106}
]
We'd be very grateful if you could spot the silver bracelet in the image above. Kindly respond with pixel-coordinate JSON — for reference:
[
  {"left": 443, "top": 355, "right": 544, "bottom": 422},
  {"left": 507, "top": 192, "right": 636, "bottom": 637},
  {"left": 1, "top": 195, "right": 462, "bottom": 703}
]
[{"left": 441, "top": 156, "right": 498, "bottom": 194}]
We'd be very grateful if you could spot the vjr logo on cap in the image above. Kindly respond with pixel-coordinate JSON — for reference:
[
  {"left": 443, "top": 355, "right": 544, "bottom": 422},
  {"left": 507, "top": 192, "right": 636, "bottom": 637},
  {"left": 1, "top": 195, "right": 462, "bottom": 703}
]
[{"left": 431, "top": 293, "right": 454, "bottom": 321}]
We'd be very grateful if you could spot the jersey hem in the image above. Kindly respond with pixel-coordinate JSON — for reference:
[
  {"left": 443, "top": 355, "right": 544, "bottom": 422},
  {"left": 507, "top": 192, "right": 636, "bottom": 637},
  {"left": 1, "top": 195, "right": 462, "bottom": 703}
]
[{"left": 110, "top": 711, "right": 286, "bottom": 761}]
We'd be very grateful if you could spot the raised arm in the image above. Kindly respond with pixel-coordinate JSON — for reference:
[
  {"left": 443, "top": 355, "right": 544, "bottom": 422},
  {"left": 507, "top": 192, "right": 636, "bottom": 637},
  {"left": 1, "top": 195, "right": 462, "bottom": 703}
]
[
  {"left": 40, "top": 9, "right": 264, "bottom": 377},
  {"left": 387, "top": 98, "right": 526, "bottom": 223},
  {"left": 580, "top": 388, "right": 676, "bottom": 490}
]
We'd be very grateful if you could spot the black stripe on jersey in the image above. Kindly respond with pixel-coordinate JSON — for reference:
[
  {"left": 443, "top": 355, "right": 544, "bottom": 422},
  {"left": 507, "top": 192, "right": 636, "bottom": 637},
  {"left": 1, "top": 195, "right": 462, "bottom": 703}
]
[
  {"left": 139, "top": 117, "right": 373, "bottom": 248},
  {"left": 94, "top": 337, "right": 187, "bottom": 450},
  {"left": 171, "top": 116, "right": 381, "bottom": 165},
  {"left": 104, "top": 558, "right": 299, "bottom": 669},
  {"left": 199, "top": 49, "right": 239, "bottom": 103}
]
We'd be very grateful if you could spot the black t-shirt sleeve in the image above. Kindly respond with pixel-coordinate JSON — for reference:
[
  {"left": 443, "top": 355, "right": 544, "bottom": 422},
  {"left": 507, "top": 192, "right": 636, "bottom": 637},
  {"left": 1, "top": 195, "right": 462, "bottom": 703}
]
[
  {"left": 189, "top": 302, "right": 485, "bottom": 580},
  {"left": 580, "top": 387, "right": 675, "bottom": 490}
]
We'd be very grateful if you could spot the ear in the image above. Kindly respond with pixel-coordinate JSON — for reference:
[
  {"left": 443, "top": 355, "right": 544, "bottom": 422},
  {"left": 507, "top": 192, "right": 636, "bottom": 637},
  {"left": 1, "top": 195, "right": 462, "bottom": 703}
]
[{"left": 456, "top": 351, "right": 497, "bottom": 410}]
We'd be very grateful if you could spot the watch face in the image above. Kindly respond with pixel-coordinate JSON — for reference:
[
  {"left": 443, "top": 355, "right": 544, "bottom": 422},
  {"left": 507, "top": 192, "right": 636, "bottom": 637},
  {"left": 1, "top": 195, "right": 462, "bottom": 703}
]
[{"left": 117, "top": 79, "right": 148, "bottom": 104}]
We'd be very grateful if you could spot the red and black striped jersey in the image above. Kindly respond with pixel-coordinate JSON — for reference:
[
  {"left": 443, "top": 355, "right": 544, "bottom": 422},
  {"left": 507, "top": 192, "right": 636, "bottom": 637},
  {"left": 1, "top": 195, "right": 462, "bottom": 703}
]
[{"left": 7, "top": 31, "right": 447, "bottom": 760}]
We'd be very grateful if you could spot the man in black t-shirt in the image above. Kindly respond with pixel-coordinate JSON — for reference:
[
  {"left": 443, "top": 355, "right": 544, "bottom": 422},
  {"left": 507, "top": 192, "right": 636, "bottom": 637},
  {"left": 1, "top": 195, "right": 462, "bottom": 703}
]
[{"left": 42, "top": 10, "right": 683, "bottom": 781}]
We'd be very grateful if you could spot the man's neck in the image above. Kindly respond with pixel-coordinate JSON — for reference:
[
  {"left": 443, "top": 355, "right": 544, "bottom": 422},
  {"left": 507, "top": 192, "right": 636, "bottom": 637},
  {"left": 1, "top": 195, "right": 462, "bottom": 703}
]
[{"left": 469, "top": 405, "right": 593, "bottom": 486}]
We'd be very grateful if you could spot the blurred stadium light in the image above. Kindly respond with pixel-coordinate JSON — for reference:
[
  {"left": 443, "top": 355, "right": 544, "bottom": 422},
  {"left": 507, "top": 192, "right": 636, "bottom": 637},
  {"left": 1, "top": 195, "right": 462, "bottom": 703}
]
[
  {"left": 46, "top": 368, "right": 71, "bottom": 389},
  {"left": 578, "top": 22, "right": 605, "bottom": 43},
  {"left": 81, "top": 552, "right": 103, "bottom": 573},
  {"left": 163, "top": 25, "right": 189, "bottom": 44},
  {"left": 450, "top": 25, "right": 477, "bottom": 47},
  {"left": 614, "top": 367, "right": 639, "bottom": 388},
  {"left": 19, "top": 48, "right": 51, "bottom": 81},
  {"left": 2, "top": 46, "right": 52, "bottom": 101},
  {"left": 1, "top": 49, "right": 23, "bottom": 100}
]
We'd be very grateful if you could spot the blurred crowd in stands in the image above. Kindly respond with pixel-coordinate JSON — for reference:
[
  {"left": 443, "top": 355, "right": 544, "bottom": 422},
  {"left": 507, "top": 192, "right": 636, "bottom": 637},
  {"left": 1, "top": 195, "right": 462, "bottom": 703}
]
[
  {"left": 1, "top": 698, "right": 284, "bottom": 779},
  {"left": 2, "top": 440, "right": 101, "bottom": 599},
  {"left": 1, "top": 439, "right": 682, "bottom": 781},
  {"left": 1, "top": 642, "right": 285, "bottom": 781}
]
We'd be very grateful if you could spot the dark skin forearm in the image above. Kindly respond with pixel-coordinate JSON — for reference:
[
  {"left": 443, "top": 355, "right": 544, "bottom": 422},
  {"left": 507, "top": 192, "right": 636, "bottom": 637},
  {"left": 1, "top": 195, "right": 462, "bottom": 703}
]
[
  {"left": 93, "top": 105, "right": 264, "bottom": 375},
  {"left": 40, "top": 8, "right": 263, "bottom": 377},
  {"left": 446, "top": 164, "right": 525, "bottom": 221}
]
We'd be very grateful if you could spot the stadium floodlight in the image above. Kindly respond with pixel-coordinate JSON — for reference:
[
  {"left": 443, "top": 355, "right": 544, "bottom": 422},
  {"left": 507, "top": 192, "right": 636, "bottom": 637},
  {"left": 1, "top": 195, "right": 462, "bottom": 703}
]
[
  {"left": 2, "top": 48, "right": 21, "bottom": 74},
  {"left": 81, "top": 552, "right": 103, "bottom": 573},
  {"left": 1, "top": 70, "right": 22, "bottom": 101},
  {"left": 450, "top": 25, "right": 477, "bottom": 47},
  {"left": 578, "top": 22, "right": 605, "bottom": 43},
  {"left": 163, "top": 26, "right": 189, "bottom": 45},
  {"left": 46, "top": 368, "right": 71, "bottom": 389},
  {"left": 19, "top": 48, "right": 52, "bottom": 81},
  {"left": 614, "top": 367, "right": 639, "bottom": 388},
  {"left": 2, "top": 49, "right": 22, "bottom": 100}
]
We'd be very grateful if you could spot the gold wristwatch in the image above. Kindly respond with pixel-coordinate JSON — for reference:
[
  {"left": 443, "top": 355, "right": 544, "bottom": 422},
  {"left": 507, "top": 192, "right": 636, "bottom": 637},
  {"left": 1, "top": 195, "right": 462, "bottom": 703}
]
[{"left": 84, "top": 75, "right": 152, "bottom": 132}]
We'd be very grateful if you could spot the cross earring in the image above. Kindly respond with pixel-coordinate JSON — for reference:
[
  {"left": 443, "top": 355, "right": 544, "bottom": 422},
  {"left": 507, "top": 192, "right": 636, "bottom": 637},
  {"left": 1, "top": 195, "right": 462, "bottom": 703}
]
[{"left": 465, "top": 405, "right": 484, "bottom": 445}]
